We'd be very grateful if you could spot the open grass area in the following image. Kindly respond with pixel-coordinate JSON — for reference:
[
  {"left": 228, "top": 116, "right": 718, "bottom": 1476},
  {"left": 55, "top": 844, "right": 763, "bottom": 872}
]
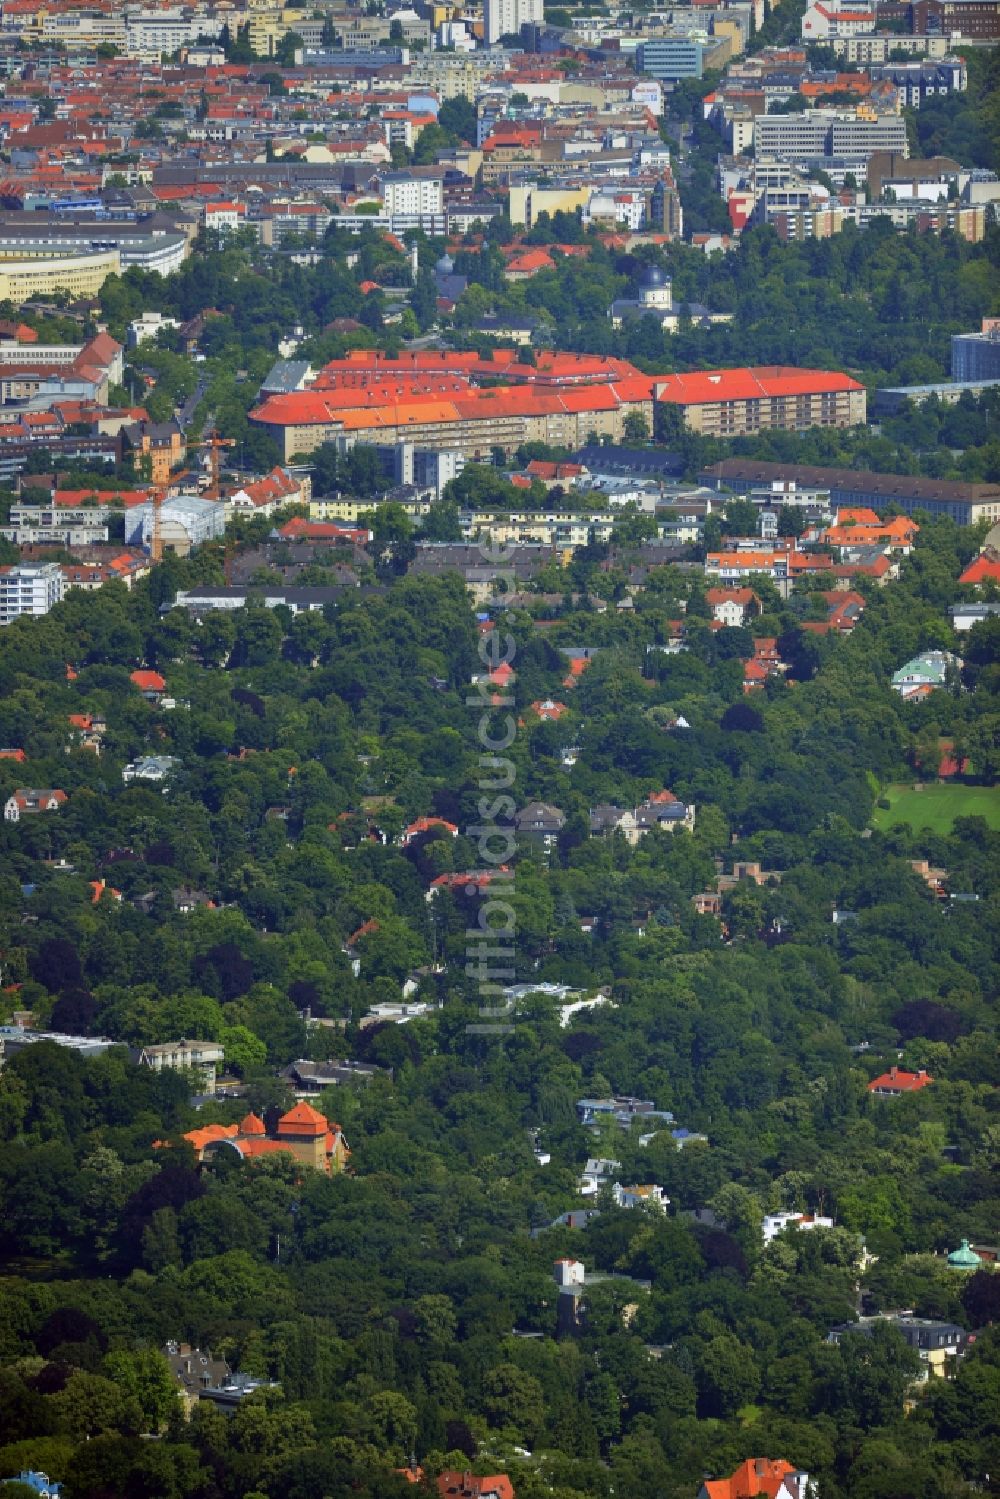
[{"left": 872, "top": 783, "right": 1000, "bottom": 834}]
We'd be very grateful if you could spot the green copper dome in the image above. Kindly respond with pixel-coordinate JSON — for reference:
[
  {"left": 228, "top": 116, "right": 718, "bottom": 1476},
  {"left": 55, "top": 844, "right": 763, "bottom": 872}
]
[{"left": 947, "top": 1238, "right": 981, "bottom": 1269}]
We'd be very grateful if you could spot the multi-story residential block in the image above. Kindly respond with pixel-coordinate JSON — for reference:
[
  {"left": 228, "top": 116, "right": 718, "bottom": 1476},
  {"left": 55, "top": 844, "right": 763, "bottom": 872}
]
[
  {"left": 656, "top": 367, "right": 866, "bottom": 437},
  {"left": 135, "top": 1040, "right": 225, "bottom": 1093},
  {"left": 1, "top": 519, "right": 110, "bottom": 547},
  {"left": 251, "top": 350, "right": 657, "bottom": 460},
  {"left": 378, "top": 171, "right": 444, "bottom": 219},
  {"left": 829, "top": 32, "right": 954, "bottom": 60},
  {"left": 484, "top": 0, "right": 544, "bottom": 45},
  {"left": 124, "top": 8, "right": 226, "bottom": 61},
  {"left": 869, "top": 56, "right": 967, "bottom": 105},
  {"left": 0, "top": 561, "right": 65, "bottom": 624}
]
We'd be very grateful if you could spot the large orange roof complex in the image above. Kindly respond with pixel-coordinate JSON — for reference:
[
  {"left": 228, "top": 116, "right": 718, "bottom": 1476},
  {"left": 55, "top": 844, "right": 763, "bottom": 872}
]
[
  {"left": 249, "top": 348, "right": 658, "bottom": 448},
  {"left": 171, "top": 1102, "right": 349, "bottom": 1174},
  {"left": 656, "top": 367, "right": 863, "bottom": 405}
]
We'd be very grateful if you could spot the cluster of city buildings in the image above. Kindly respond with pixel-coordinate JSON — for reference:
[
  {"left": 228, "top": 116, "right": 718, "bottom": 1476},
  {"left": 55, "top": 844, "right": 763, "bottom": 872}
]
[
  {"left": 703, "top": 43, "right": 997, "bottom": 241},
  {"left": 249, "top": 347, "right": 869, "bottom": 460},
  {"left": 0, "top": 0, "right": 988, "bottom": 322}
]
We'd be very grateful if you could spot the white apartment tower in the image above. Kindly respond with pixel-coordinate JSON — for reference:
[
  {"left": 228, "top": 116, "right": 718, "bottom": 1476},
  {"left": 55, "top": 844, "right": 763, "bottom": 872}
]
[
  {"left": 379, "top": 173, "right": 444, "bottom": 217},
  {"left": 484, "top": 0, "right": 544, "bottom": 45},
  {"left": 0, "top": 562, "right": 65, "bottom": 625}
]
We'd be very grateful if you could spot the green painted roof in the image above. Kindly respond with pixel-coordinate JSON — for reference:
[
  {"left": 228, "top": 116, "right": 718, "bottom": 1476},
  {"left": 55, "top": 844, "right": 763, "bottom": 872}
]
[{"left": 947, "top": 1238, "right": 981, "bottom": 1268}]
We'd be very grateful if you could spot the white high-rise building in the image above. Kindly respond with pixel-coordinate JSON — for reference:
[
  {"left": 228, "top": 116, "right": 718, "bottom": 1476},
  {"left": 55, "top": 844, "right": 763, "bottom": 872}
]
[
  {"left": 484, "top": 0, "right": 543, "bottom": 46},
  {"left": 379, "top": 172, "right": 444, "bottom": 217},
  {"left": 0, "top": 562, "right": 65, "bottom": 625}
]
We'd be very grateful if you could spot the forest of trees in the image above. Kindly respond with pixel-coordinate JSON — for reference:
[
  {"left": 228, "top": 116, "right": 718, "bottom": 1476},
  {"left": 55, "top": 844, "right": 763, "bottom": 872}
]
[{"left": 0, "top": 509, "right": 998, "bottom": 1499}]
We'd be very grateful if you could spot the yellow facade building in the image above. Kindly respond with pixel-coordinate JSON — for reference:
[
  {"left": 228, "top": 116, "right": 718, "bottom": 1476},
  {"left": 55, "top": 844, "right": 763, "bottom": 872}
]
[
  {"left": 508, "top": 184, "right": 591, "bottom": 228},
  {"left": 0, "top": 249, "right": 121, "bottom": 306}
]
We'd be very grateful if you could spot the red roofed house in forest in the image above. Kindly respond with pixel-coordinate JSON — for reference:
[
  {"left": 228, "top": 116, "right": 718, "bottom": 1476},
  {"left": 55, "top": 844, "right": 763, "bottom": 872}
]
[
  {"left": 699, "top": 1457, "right": 815, "bottom": 1499},
  {"left": 131, "top": 669, "right": 167, "bottom": 697},
  {"left": 5, "top": 788, "right": 66, "bottom": 821},
  {"left": 867, "top": 1066, "right": 934, "bottom": 1097},
  {"left": 437, "top": 1474, "right": 516, "bottom": 1499},
  {"left": 401, "top": 816, "right": 459, "bottom": 846},
  {"left": 959, "top": 549, "right": 1000, "bottom": 586},
  {"left": 180, "top": 1104, "right": 349, "bottom": 1173}
]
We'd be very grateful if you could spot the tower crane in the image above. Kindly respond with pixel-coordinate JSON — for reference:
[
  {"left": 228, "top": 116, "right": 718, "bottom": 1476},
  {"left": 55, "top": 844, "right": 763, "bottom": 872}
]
[{"left": 189, "top": 428, "right": 236, "bottom": 500}]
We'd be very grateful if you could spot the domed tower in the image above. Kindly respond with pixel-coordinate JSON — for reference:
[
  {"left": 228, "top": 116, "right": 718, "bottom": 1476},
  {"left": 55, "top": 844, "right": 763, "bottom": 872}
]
[
  {"left": 435, "top": 251, "right": 455, "bottom": 277},
  {"left": 637, "top": 264, "right": 672, "bottom": 312}
]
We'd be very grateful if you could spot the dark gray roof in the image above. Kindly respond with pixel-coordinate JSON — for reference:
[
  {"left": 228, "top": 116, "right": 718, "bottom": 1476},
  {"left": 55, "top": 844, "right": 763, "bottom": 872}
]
[
  {"left": 261, "top": 359, "right": 312, "bottom": 394},
  {"left": 516, "top": 801, "right": 565, "bottom": 832},
  {"left": 436, "top": 273, "right": 468, "bottom": 301},
  {"left": 474, "top": 315, "right": 540, "bottom": 333},
  {"left": 574, "top": 445, "right": 684, "bottom": 478}
]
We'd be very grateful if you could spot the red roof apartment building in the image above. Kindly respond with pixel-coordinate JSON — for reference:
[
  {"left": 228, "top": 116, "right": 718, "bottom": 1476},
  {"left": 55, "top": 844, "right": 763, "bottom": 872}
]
[
  {"left": 250, "top": 350, "right": 657, "bottom": 461},
  {"left": 654, "top": 366, "right": 866, "bottom": 437},
  {"left": 251, "top": 355, "right": 865, "bottom": 460}
]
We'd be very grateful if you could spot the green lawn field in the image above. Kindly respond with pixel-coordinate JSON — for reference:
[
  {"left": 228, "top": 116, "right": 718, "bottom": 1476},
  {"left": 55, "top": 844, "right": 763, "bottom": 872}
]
[{"left": 872, "top": 783, "right": 1000, "bottom": 833}]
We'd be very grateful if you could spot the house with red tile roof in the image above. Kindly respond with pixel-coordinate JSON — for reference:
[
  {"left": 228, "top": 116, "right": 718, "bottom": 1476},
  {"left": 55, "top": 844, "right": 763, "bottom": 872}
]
[
  {"left": 228, "top": 466, "right": 307, "bottom": 519},
  {"left": 276, "top": 516, "right": 370, "bottom": 545},
  {"left": 89, "top": 878, "right": 122, "bottom": 904},
  {"left": 4, "top": 788, "right": 67, "bottom": 822},
  {"left": 525, "top": 459, "right": 588, "bottom": 485},
  {"left": 822, "top": 514, "right": 917, "bottom": 554},
  {"left": 699, "top": 1457, "right": 813, "bottom": 1499},
  {"left": 743, "top": 658, "right": 770, "bottom": 693},
  {"left": 426, "top": 870, "right": 508, "bottom": 899},
  {"left": 401, "top": 816, "right": 459, "bottom": 846},
  {"left": 867, "top": 1066, "right": 934, "bottom": 1096},
  {"left": 562, "top": 654, "right": 592, "bottom": 688},
  {"left": 706, "top": 586, "right": 760, "bottom": 626},
  {"left": 959, "top": 548, "right": 1000, "bottom": 586},
  {"left": 529, "top": 698, "right": 568, "bottom": 721},
  {"left": 0, "top": 748, "right": 26, "bottom": 762},
  {"left": 130, "top": 668, "right": 166, "bottom": 697},
  {"left": 437, "top": 1473, "right": 515, "bottom": 1499},
  {"left": 67, "top": 713, "right": 105, "bottom": 753}
]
